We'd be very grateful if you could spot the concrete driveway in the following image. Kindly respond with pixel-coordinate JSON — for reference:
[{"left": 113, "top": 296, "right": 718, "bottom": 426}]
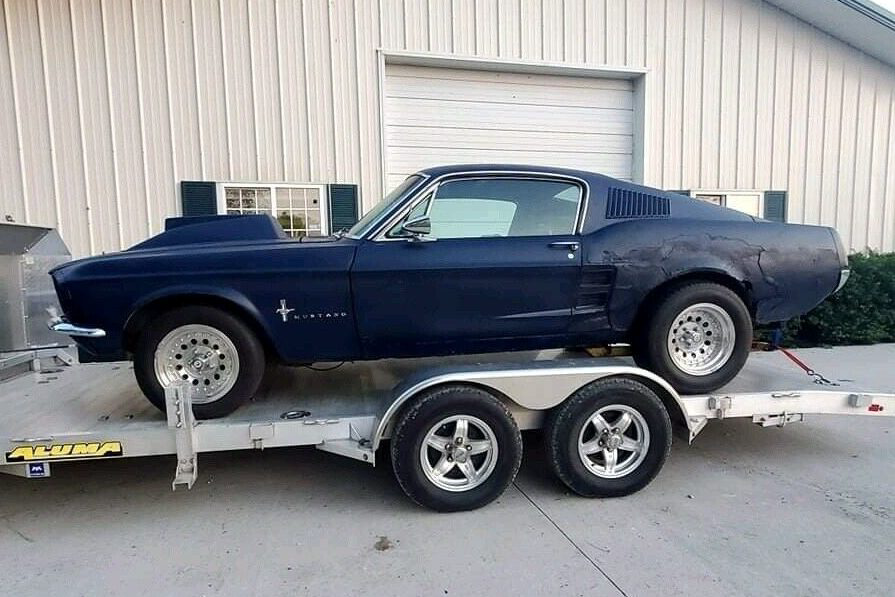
[{"left": 1, "top": 346, "right": 893, "bottom": 596}]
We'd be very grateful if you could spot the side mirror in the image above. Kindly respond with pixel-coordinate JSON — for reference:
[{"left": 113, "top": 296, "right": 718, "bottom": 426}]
[{"left": 400, "top": 215, "right": 432, "bottom": 238}]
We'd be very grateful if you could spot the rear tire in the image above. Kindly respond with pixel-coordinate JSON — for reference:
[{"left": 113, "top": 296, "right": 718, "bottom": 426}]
[
  {"left": 546, "top": 377, "right": 671, "bottom": 498},
  {"left": 134, "top": 305, "right": 265, "bottom": 419},
  {"left": 390, "top": 385, "right": 523, "bottom": 512},
  {"left": 633, "top": 281, "right": 752, "bottom": 394}
]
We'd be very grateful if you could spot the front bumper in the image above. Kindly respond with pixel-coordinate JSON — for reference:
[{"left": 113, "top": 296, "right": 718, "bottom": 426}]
[
  {"left": 47, "top": 312, "right": 106, "bottom": 338},
  {"left": 49, "top": 322, "right": 106, "bottom": 338},
  {"left": 46, "top": 309, "right": 124, "bottom": 362}
]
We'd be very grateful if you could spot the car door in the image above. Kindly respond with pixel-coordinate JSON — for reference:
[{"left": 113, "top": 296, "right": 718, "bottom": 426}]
[{"left": 350, "top": 175, "right": 585, "bottom": 358}]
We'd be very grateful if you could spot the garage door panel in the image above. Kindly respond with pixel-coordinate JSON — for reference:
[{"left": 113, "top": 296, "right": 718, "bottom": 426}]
[
  {"left": 384, "top": 64, "right": 636, "bottom": 187},
  {"left": 386, "top": 97, "right": 633, "bottom": 135},
  {"left": 386, "top": 74, "right": 634, "bottom": 110},
  {"left": 386, "top": 64, "right": 635, "bottom": 92},
  {"left": 387, "top": 126, "right": 633, "bottom": 153}
]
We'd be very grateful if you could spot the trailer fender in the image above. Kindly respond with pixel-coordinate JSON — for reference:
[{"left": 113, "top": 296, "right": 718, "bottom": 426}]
[{"left": 371, "top": 365, "right": 692, "bottom": 451}]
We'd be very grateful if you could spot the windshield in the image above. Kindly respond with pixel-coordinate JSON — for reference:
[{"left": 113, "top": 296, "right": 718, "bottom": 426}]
[{"left": 346, "top": 175, "right": 424, "bottom": 238}]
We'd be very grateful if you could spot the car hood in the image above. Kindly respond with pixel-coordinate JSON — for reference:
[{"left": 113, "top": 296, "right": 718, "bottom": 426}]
[
  {"left": 129, "top": 214, "right": 288, "bottom": 250},
  {"left": 50, "top": 215, "right": 354, "bottom": 279}
]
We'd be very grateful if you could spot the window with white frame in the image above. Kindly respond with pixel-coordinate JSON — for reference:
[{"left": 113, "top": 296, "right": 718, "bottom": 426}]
[
  {"left": 685, "top": 190, "right": 764, "bottom": 218},
  {"left": 218, "top": 183, "right": 328, "bottom": 237}
]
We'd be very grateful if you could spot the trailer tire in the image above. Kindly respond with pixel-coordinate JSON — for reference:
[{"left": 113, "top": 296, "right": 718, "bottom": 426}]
[
  {"left": 546, "top": 377, "right": 671, "bottom": 498},
  {"left": 134, "top": 305, "right": 265, "bottom": 419},
  {"left": 391, "top": 385, "right": 523, "bottom": 512}
]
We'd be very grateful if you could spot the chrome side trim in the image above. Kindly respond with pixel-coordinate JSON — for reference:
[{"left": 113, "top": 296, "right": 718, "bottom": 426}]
[
  {"left": 367, "top": 169, "right": 591, "bottom": 241},
  {"left": 49, "top": 322, "right": 107, "bottom": 338}
]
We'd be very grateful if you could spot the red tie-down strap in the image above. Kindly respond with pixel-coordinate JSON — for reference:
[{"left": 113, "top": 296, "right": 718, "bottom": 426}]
[{"left": 777, "top": 347, "right": 839, "bottom": 386}]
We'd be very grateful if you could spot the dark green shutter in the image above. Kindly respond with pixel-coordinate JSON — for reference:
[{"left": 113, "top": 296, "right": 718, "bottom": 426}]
[
  {"left": 180, "top": 181, "right": 218, "bottom": 216},
  {"left": 327, "top": 184, "right": 359, "bottom": 234},
  {"left": 763, "top": 191, "right": 787, "bottom": 222}
]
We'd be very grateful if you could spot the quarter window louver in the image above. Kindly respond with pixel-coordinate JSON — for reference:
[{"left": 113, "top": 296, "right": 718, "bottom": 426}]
[{"left": 605, "top": 188, "right": 671, "bottom": 219}]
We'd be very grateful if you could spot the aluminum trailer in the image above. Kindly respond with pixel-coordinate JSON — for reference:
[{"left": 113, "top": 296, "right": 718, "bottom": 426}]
[{"left": 1, "top": 349, "right": 892, "bottom": 511}]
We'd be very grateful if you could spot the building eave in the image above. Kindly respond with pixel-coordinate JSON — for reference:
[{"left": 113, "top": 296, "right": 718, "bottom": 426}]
[{"left": 767, "top": 0, "right": 895, "bottom": 67}]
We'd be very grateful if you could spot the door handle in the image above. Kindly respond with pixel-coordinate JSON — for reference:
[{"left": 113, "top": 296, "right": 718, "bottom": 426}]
[{"left": 548, "top": 241, "right": 580, "bottom": 252}]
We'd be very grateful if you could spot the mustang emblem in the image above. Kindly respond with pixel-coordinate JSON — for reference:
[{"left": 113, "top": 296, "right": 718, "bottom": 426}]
[{"left": 276, "top": 299, "right": 295, "bottom": 322}]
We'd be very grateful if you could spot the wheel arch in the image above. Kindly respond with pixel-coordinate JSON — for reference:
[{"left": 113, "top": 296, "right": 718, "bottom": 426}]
[
  {"left": 374, "top": 380, "right": 513, "bottom": 451},
  {"left": 123, "top": 288, "right": 279, "bottom": 359},
  {"left": 372, "top": 367, "right": 694, "bottom": 451},
  {"left": 630, "top": 269, "right": 753, "bottom": 336}
]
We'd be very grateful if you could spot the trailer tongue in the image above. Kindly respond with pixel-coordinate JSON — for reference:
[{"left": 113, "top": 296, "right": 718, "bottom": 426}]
[{"left": 2, "top": 348, "right": 892, "bottom": 511}]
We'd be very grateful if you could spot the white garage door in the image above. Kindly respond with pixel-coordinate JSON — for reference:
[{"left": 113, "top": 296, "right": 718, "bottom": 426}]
[{"left": 382, "top": 64, "right": 635, "bottom": 190}]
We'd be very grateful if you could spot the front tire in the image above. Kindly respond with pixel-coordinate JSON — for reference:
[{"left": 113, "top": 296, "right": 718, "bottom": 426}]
[
  {"left": 633, "top": 282, "right": 752, "bottom": 394},
  {"left": 390, "top": 385, "right": 523, "bottom": 512},
  {"left": 134, "top": 305, "right": 265, "bottom": 419}
]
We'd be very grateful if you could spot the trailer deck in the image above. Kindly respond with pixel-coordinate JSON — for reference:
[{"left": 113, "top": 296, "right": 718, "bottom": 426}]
[{"left": 2, "top": 347, "right": 893, "bottom": 496}]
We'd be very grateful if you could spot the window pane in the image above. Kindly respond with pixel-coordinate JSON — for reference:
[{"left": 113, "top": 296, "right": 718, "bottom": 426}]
[
  {"left": 404, "top": 178, "right": 581, "bottom": 239},
  {"left": 695, "top": 194, "right": 723, "bottom": 206},
  {"left": 242, "top": 189, "right": 256, "bottom": 210},
  {"left": 256, "top": 188, "right": 271, "bottom": 209},
  {"left": 306, "top": 205, "right": 320, "bottom": 228},
  {"left": 225, "top": 189, "right": 240, "bottom": 210},
  {"left": 276, "top": 188, "right": 291, "bottom": 210},
  {"left": 293, "top": 188, "right": 307, "bottom": 209},
  {"left": 429, "top": 198, "right": 516, "bottom": 238},
  {"left": 277, "top": 211, "right": 291, "bottom": 230},
  {"left": 307, "top": 188, "right": 320, "bottom": 209},
  {"left": 724, "top": 193, "right": 761, "bottom": 217}
]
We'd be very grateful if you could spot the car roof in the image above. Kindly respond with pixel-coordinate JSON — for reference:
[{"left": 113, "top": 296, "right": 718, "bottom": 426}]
[
  {"left": 414, "top": 163, "right": 614, "bottom": 185},
  {"left": 410, "top": 164, "right": 755, "bottom": 233}
]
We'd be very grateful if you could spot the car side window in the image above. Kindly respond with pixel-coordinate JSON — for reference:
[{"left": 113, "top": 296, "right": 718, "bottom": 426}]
[{"left": 386, "top": 177, "right": 582, "bottom": 239}]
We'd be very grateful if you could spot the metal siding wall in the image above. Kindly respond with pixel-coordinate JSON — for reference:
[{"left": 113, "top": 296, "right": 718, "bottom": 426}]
[
  {"left": 0, "top": 0, "right": 893, "bottom": 256},
  {"left": 4, "top": 0, "right": 54, "bottom": 232}
]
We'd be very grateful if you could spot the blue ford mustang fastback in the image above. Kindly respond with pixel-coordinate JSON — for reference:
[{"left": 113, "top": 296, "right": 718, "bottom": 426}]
[{"left": 49, "top": 164, "right": 849, "bottom": 417}]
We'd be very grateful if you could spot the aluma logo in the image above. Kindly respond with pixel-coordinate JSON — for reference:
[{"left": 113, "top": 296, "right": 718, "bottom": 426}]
[{"left": 5, "top": 441, "right": 123, "bottom": 462}]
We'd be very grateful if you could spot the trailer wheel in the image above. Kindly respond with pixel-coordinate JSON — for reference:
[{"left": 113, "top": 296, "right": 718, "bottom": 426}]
[
  {"left": 134, "top": 305, "right": 265, "bottom": 419},
  {"left": 546, "top": 377, "right": 671, "bottom": 498},
  {"left": 390, "top": 385, "right": 523, "bottom": 512}
]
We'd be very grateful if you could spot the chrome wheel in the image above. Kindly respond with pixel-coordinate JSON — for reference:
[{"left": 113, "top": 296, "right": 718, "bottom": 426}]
[
  {"left": 153, "top": 324, "right": 239, "bottom": 404},
  {"left": 577, "top": 404, "right": 650, "bottom": 479},
  {"left": 420, "top": 415, "right": 498, "bottom": 492},
  {"left": 666, "top": 302, "right": 736, "bottom": 376}
]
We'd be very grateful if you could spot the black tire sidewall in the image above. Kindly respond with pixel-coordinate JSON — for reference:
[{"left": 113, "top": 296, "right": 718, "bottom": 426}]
[
  {"left": 133, "top": 305, "right": 265, "bottom": 419},
  {"left": 546, "top": 378, "right": 672, "bottom": 498},
  {"left": 391, "top": 386, "right": 523, "bottom": 512},
  {"left": 642, "top": 283, "right": 752, "bottom": 394}
]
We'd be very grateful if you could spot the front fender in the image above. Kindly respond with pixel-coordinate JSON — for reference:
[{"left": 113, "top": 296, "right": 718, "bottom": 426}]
[{"left": 124, "top": 285, "right": 280, "bottom": 357}]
